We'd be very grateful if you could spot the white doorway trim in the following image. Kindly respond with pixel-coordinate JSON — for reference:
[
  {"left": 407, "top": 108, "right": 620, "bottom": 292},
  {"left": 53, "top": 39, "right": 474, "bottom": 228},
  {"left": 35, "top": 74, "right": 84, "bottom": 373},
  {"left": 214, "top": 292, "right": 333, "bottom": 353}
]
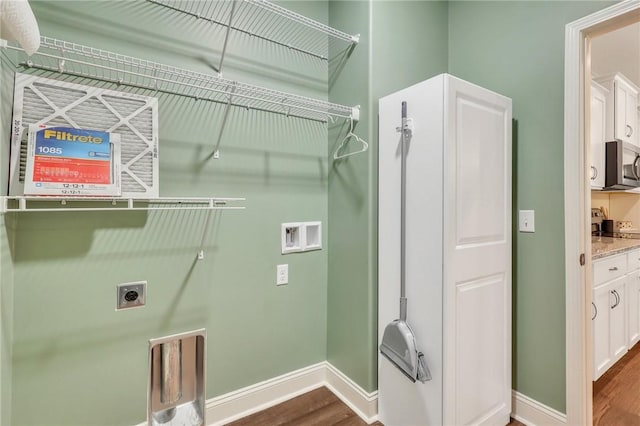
[{"left": 564, "top": 1, "right": 640, "bottom": 425}]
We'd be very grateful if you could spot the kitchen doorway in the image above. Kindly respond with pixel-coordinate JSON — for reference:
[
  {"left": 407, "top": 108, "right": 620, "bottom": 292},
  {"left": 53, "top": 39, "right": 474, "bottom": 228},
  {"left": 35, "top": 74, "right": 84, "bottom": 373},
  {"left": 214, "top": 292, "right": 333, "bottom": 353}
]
[{"left": 564, "top": 2, "right": 640, "bottom": 425}]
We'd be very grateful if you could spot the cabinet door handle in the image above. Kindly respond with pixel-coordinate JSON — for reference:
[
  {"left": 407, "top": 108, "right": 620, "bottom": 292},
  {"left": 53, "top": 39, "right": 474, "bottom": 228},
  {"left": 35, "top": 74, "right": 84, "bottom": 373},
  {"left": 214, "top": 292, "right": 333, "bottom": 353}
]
[
  {"left": 611, "top": 290, "right": 620, "bottom": 309},
  {"left": 592, "top": 302, "right": 598, "bottom": 320},
  {"left": 627, "top": 125, "right": 634, "bottom": 138},
  {"left": 591, "top": 166, "right": 597, "bottom": 180},
  {"left": 609, "top": 267, "right": 619, "bottom": 271}
]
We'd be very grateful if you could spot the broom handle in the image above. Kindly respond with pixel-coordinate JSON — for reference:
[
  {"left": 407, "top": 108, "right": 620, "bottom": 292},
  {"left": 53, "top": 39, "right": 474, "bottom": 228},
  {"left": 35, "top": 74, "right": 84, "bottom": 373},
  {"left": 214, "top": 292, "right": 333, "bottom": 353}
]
[{"left": 400, "top": 101, "right": 407, "bottom": 322}]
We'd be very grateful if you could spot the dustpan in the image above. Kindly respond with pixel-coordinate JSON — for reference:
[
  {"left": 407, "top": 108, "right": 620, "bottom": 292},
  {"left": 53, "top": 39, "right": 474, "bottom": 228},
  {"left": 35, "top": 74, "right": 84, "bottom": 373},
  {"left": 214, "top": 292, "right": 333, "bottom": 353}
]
[{"left": 379, "top": 101, "right": 431, "bottom": 384}]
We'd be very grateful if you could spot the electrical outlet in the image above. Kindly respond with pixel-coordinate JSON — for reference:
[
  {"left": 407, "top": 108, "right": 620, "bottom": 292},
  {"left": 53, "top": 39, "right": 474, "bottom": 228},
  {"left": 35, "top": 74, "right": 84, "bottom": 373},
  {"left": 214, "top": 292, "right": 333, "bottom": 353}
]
[
  {"left": 116, "top": 281, "right": 147, "bottom": 310},
  {"left": 277, "top": 264, "right": 288, "bottom": 285}
]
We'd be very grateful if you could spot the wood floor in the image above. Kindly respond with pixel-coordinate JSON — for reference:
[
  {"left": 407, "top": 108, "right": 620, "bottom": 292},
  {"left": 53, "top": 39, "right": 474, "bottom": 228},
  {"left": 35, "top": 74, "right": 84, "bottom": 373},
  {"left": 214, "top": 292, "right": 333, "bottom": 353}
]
[
  {"left": 226, "top": 386, "right": 525, "bottom": 426},
  {"left": 226, "top": 387, "right": 381, "bottom": 426},
  {"left": 593, "top": 341, "right": 640, "bottom": 425}
]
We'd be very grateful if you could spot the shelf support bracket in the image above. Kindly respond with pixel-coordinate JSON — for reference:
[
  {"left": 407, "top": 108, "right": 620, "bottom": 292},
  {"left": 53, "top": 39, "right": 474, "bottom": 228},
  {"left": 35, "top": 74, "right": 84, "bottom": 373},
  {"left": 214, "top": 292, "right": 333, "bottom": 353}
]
[
  {"left": 212, "top": 83, "right": 237, "bottom": 158},
  {"left": 197, "top": 201, "right": 215, "bottom": 260},
  {"left": 217, "top": 0, "right": 237, "bottom": 75}
]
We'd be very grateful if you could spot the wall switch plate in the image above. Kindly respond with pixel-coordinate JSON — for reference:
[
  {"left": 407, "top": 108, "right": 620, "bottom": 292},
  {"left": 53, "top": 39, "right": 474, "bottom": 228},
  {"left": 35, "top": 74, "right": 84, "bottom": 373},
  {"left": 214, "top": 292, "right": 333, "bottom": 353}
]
[
  {"left": 519, "top": 210, "right": 535, "bottom": 233},
  {"left": 116, "top": 281, "right": 147, "bottom": 310},
  {"left": 277, "top": 264, "right": 288, "bottom": 285}
]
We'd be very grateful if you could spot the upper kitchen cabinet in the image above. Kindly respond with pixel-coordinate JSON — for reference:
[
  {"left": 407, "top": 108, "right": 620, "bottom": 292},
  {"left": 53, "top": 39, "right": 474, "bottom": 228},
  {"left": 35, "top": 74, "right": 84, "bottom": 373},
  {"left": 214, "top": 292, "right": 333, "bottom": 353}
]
[
  {"left": 596, "top": 73, "right": 639, "bottom": 146},
  {"left": 591, "top": 81, "right": 608, "bottom": 189}
]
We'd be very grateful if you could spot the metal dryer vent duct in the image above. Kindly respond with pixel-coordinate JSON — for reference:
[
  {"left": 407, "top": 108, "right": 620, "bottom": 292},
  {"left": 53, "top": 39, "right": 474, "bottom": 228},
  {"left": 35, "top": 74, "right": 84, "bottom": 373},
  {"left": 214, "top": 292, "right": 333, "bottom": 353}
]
[{"left": 148, "top": 329, "right": 206, "bottom": 426}]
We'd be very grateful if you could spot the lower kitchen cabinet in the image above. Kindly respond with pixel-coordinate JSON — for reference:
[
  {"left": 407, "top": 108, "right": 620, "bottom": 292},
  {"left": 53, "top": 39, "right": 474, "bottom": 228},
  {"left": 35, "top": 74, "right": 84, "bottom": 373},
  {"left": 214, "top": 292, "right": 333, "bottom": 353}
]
[
  {"left": 593, "top": 275, "right": 627, "bottom": 380},
  {"left": 592, "top": 249, "right": 640, "bottom": 381},
  {"left": 628, "top": 270, "right": 640, "bottom": 347},
  {"left": 609, "top": 278, "right": 628, "bottom": 362},
  {"left": 593, "top": 281, "right": 613, "bottom": 379}
]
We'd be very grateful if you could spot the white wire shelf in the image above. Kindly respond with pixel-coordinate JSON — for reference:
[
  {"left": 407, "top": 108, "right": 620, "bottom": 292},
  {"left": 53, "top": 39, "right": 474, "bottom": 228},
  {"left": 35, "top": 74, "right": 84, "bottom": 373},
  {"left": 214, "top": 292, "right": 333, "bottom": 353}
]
[
  {"left": 147, "top": 0, "right": 359, "bottom": 62},
  {"left": 1, "top": 196, "right": 245, "bottom": 213},
  {"left": 3, "top": 36, "right": 358, "bottom": 123}
]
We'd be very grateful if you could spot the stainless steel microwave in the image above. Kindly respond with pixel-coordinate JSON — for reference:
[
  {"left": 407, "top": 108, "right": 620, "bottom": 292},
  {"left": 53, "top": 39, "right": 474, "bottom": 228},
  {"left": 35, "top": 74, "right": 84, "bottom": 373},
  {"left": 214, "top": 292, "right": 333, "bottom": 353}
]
[{"left": 605, "top": 140, "right": 640, "bottom": 189}]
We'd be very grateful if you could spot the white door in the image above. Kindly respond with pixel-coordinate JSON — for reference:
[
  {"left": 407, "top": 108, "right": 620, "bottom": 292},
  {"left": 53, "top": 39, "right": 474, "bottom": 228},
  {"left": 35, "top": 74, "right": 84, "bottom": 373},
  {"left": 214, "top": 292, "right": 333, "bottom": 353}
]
[
  {"left": 590, "top": 82, "right": 607, "bottom": 189},
  {"left": 627, "top": 270, "right": 640, "bottom": 347},
  {"left": 609, "top": 276, "right": 628, "bottom": 363},
  {"left": 615, "top": 79, "right": 638, "bottom": 145},
  {"left": 443, "top": 76, "right": 512, "bottom": 426},
  {"left": 624, "top": 87, "right": 638, "bottom": 145},
  {"left": 593, "top": 283, "right": 612, "bottom": 380}
]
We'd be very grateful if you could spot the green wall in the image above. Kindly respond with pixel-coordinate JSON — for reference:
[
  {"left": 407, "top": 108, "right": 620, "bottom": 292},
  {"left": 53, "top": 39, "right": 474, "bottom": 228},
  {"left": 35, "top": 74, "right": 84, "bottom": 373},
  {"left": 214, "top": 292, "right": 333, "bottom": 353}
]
[
  {"left": 448, "top": 0, "right": 613, "bottom": 412},
  {"left": 3, "top": 1, "right": 331, "bottom": 424},
  {"left": 0, "top": 1, "right": 625, "bottom": 423},
  {"left": 326, "top": 0, "right": 448, "bottom": 393},
  {"left": 327, "top": 0, "right": 375, "bottom": 392},
  {"left": 1, "top": 52, "right": 16, "bottom": 426}
]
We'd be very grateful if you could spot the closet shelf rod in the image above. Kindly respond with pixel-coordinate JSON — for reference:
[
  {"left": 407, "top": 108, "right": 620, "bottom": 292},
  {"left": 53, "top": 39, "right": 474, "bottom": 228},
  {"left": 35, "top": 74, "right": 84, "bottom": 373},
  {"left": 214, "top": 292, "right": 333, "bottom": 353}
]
[{"left": 4, "top": 37, "right": 357, "bottom": 123}]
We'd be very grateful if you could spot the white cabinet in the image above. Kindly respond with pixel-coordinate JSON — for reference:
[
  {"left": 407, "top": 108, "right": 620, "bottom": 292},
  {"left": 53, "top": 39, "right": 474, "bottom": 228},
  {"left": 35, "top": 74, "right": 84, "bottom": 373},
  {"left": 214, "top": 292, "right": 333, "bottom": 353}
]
[
  {"left": 592, "top": 248, "right": 640, "bottom": 380},
  {"left": 627, "top": 270, "right": 640, "bottom": 347},
  {"left": 378, "top": 74, "right": 512, "bottom": 426},
  {"left": 593, "top": 282, "right": 612, "bottom": 379},
  {"left": 590, "top": 81, "right": 608, "bottom": 189},
  {"left": 610, "top": 277, "right": 628, "bottom": 361},
  {"left": 592, "top": 275, "right": 627, "bottom": 380},
  {"left": 596, "top": 73, "right": 639, "bottom": 146},
  {"left": 615, "top": 79, "right": 638, "bottom": 145}
]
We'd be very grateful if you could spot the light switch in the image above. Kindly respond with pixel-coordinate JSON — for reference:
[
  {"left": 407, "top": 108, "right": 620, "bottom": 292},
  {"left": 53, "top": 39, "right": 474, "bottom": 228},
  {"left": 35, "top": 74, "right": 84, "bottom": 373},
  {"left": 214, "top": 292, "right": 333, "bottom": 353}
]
[{"left": 519, "top": 210, "right": 535, "bottom": 233}]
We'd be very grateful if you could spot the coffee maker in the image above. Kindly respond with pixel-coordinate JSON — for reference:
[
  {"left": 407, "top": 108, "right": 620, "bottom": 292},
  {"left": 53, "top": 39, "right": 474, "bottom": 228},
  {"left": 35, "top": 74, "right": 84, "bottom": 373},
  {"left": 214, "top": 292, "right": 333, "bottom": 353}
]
[{"left": 592, "top": 208, "right": 604, "bottom": 235}]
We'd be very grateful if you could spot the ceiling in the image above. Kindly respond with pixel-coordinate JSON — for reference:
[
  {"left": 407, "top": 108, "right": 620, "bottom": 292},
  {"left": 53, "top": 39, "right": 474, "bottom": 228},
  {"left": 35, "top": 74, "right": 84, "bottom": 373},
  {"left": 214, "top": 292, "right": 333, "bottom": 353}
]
[{"left": 591, "top": 21, "right": 640, "bottom": 87}]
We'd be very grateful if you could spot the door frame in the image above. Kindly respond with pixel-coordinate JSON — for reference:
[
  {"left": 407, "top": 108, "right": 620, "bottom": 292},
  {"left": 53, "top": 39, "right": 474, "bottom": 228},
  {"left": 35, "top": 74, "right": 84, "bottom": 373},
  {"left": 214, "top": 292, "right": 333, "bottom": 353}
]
[{"left": 564, "top": 1, "right": 640, "bottom": 425}]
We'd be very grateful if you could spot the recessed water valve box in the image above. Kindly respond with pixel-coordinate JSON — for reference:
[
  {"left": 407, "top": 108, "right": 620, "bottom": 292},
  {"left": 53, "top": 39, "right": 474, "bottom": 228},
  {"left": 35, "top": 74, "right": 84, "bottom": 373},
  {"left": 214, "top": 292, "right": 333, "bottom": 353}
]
[
  {"left": 281, "top": 223, "right": 303, "bottom": 254},
  {"left": 116, "top": 281, "right": 146, "bottom": 310}
]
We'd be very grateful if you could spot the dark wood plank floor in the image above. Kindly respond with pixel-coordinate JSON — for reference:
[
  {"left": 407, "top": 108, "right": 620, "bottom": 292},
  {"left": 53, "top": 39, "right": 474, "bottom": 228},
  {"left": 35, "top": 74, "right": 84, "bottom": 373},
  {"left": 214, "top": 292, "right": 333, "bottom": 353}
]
[
  {"left": 594, "top": 341, "right": 640, "bottom": 425},
  {"left": 226, "top": 386, "right": 380, "bottom": 426},
  {"left": 226, "top": 385, "right": 525, "bottom": 426}
]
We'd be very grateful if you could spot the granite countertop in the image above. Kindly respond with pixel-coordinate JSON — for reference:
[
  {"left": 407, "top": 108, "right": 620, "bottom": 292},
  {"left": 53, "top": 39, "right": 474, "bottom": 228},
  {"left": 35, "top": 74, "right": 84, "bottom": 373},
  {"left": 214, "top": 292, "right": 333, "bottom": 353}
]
[{"left": 592, "top": 236, "right": 640, "bottom": 259}]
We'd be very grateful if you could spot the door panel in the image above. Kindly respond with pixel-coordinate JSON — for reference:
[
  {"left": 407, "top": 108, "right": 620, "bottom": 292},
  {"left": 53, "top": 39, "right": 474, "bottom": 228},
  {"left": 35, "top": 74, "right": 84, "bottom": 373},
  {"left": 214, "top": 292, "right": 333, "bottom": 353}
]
[
  {"left": 444, "top": 76, "right": 512, "bottom": 426},
  {"left": 627, "top": 271, "right": 639, "bottom": 347},
  {"left": 590, "top": 83, "right": 607, "bottom": 188},
  {"left": 610, "top": 277, "right": 627, "bottom": 363},
  {"left": 593, "top": 283, "right": 612, "bottom": 380}
]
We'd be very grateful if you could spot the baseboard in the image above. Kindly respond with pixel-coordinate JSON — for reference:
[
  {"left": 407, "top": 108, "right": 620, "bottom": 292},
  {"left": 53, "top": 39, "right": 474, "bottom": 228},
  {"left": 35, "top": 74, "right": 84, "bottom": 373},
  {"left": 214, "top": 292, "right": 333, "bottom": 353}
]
[
  {"left": 206, "top": 361, "right": 378, "bottom": 425},
  {"left": 512, "top": 390, "right": 567, "bottom": 426},
  {"left": 206, "top": 362, "right": 326, "bottom": 425},
  {"left": 324, "top": 362, "right": 378, "bottom": 424}
]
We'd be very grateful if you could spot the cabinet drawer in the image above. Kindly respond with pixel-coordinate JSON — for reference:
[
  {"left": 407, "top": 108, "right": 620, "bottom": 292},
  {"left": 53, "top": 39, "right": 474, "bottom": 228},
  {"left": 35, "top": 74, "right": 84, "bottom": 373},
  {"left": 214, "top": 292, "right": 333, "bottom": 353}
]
[
  {"left": 629, "top": 250, "right": 640, "bottom": 271},
  {"left": 594, "top": 254, "right": 627, "bottom": 286}
]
